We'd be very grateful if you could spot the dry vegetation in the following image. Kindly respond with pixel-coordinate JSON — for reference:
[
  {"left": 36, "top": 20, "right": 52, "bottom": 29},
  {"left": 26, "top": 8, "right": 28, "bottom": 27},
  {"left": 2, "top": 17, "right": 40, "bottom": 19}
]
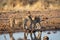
[{"left": 0, "top": 0, "right": 60, "bottom": 11}]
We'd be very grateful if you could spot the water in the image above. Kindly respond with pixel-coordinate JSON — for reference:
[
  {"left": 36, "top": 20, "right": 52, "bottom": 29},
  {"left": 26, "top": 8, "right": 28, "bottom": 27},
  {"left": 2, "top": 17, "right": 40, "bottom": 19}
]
[{"left": 0, "top": 31, "right": 60, "bottom": 40}]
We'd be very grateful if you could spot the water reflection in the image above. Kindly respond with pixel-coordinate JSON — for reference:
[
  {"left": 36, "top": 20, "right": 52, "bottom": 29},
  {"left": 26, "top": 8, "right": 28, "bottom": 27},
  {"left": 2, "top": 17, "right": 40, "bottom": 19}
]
[{"left": 0, "top": 31, "right": 60, "bottom": 40}]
